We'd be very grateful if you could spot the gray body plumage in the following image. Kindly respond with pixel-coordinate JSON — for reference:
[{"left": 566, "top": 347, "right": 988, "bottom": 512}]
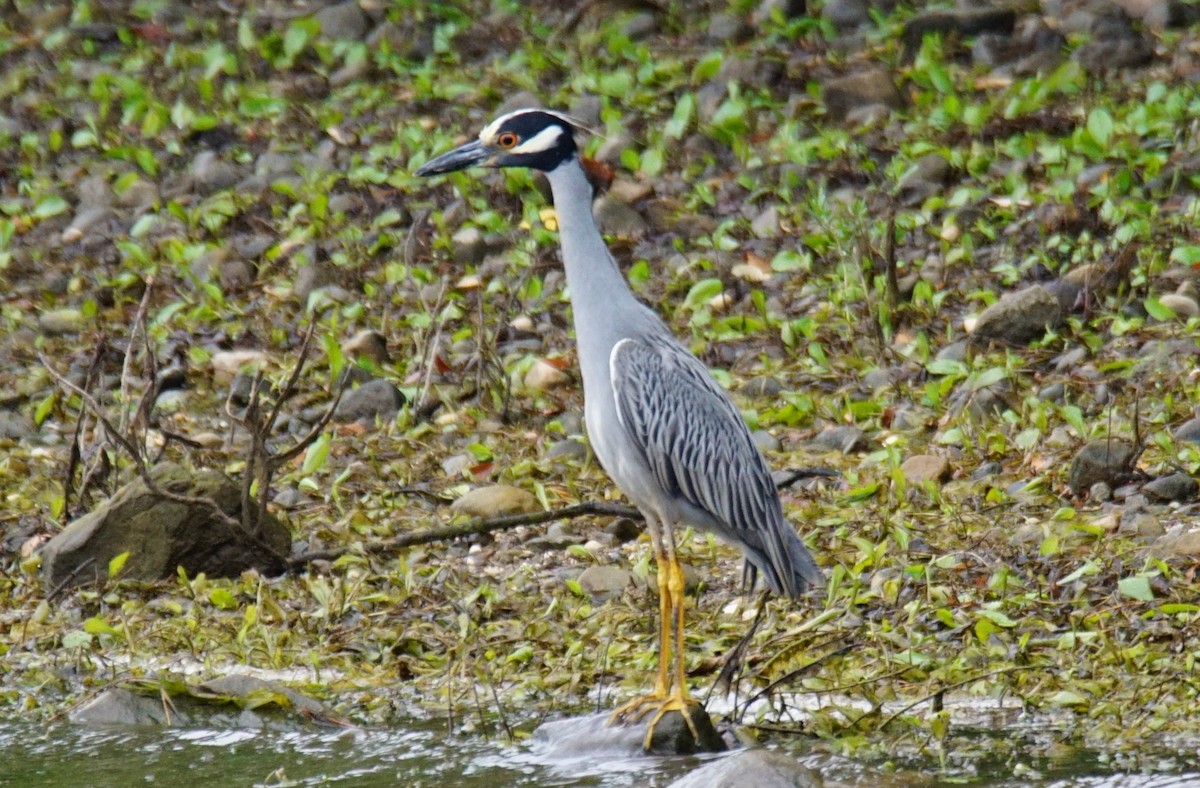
[{"left": 544, "top": 162, "right": 821, "bottom": 599}]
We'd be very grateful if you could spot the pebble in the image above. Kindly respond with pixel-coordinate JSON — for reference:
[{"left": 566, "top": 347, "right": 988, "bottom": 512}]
[
  {"left": 577, "top": 565, "right": 634, "bottom": 599},
  {"left": 442, "top": 453, "right": 472, "bottom": 477},
  {"left": 1149, "top": 526, "right": 1200, "bottom": 558},
  {"left": 814, "top": 425, "right": 866, "bottom": 453},
  {"left": 897, "top": 153, "right": 950, "bottom": 206},
  {"left": 1174, "top": 417, "right": 1200, "bottom": 444},
  {"left": 972, "top": 461, "right": 1002, "bottom": 480},
  {"left": 526, "top": 522, "right": 581, "bottom": 551},
  {"left": 452, "top": 226, "right": 489, "bottom": 266},
  {"left": 1067, "top": 439, "right": 1136, "bottom": 495},
  {"left": 1143, "top": 473, "right": 1198, "bottom": 502},
  {"left": 606, "top": 518, "right": 642, "bottom": 543},
  {"left": 38, "top": 308, "right": 85, "bottom": 335},
  {"left": 1119, "top": 509, "right": 1165, "bottom": 538},
  {"left": 901, "top": 454, "right": 951, "bottom": 485},
  {"left": 524, "top": 359, "right": 570, "bottom": 390},
  {"left": 622, "top": 11, "right": 659, "bottom": 40},
  {"left": 0, "top": 410, "right": 34, "bottom": 440},
  {"left": 970, "top": 285, "right": 1061, "bottom": 345},
  {"left": 314, "top": 0, "right": 368, "bottom": 40},
  {"left": 335, "top": 378, "right": 405, "bottom": 424},
  {"left": 451, "top": 485, "right": 541, "bottom": 518},
  {"left": 191, "top": 151, "right": 239, "bottom": 193},
  {"left": 211, "top": 349, "right": 269, "bottom": 385},
  {"left": 668, "top": 747, "right": 820, "bottom": 788},
  {"left": 342, "top": 330, "right": 390, "bottom": 365},
  {"left": 750, "top": 205, "right": 781, "bottom": 238},
  {"left": 822, "top": 68, "right": 905, "bottom": 122},
  {"left": 1157, "top": 293, "right": 1199, "bottom": 320},
  {"left": 593, "top": 196, "right": 648, "bottom": 238},
  {"left": 706, "top": 13, "right": 752, "bottom": 44},
  {"left": 546, "top": 439, "right": 588, "bottom": 462}
]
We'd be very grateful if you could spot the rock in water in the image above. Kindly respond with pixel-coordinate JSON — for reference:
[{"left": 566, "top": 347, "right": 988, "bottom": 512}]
[
  {"left": 668, "top": 747, "right": 822, "bottom": 788},
  {"left": 40, "top": 462, "right": 290, "bottom": 590}
]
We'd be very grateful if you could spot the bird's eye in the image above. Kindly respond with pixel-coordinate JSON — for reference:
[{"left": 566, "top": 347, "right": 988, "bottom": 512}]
[{"left": 497, "top": 132, "right": 519, "bottom": 149}]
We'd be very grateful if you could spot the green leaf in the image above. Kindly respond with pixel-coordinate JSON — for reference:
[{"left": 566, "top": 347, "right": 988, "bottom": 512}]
[
  {"left": 1118, "top": 575, "right": 1154, "bottom": 602},
  {"left": 1049, "top": 690, "right": 1088, "bottom": 707},
  {"left": 683, "top": 278, "right": 723, "bottom": 310},
  {"left": 664, "top": 93, "right": 694, "bottom": 140},
  {"left": 83, "top": 616, "right": 120, "bottom": 636},
  {"left": 302, "top": 432, "right": 332, "bottom": 474},
  {"left": 1159, "top": 603, "right": 1199, "bottom": 614},
  {"left": 969, "top": 366, "right": 1008, "bottom": 391},
  {"left": 1086, "top": 107, "right": 1114, "bottom": 149},
  {"left": 1144, "top": 296, "right": 1176, "bottom": 321},
  {"left": 209, "top": 587, "right": 239, "bottom": 610},
  {"left": 108, "top": 551, "right": 131, "bottom": 578},
  {"left": 33, "top": 196, "right": 69, "bottom": 220},
  {"left": 976, "top": 609, "right": 1017, "bottom": 627},
  {"left": 926, "top": 358, "right": 968, "bottom": 377}
]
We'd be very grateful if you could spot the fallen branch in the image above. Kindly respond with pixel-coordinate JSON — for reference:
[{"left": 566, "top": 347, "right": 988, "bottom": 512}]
[{"left": 287, "top": 501, "right": 640, "bottom": 570}]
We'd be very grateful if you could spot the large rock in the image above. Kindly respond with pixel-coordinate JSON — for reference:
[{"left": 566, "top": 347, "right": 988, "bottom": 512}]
[
  {"left": 1067, "top": 439, "right": 1137, "bottom": 495},
  {"left": 40, "top": 462, "right": 289, "bottom": 590},
  {"left": 822, "top": 69, "right": 904, "bottom": 123},
  {"left": 533, "top": 709, "right": 724, "bottom": 758},
  {"left": 450, "top": 485, "right": 540, "bottom": 518},
  {"left": 970, "top": 285, "right": 1061, "bottom": 345},
  {"left": 668, "top": 748, "right": 821, "bottom": 788}
]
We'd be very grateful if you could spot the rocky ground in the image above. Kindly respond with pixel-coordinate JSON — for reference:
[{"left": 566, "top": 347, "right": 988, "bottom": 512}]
[{"left": 2, "top": 0, "right": 1200, "bottom": 780}]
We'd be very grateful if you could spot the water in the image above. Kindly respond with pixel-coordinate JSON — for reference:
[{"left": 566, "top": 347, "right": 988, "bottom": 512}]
[{"left": 2, "top": 715, "right": 1199, "bottom": 787}]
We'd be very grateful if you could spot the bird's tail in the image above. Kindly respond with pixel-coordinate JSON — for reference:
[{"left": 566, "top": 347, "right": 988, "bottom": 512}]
[{"left": 743, "top": 522, "right": 823, "bottom": 600}]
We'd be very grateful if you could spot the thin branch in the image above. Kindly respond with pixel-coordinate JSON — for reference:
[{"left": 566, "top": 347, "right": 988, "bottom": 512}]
[
  {"left": 877, "top": 665, "right": 1042, "bottom": 731},
  {"left": 287, "top": 501, "right": 640, "bottom": 569}
]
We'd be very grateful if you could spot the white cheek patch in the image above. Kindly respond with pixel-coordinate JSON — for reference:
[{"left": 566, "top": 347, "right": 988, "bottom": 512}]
[{"left": 510, "top": 125, "right": 563, "bottom": 154}]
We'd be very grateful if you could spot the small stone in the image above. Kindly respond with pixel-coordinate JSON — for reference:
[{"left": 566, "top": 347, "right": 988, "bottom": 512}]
[
  {"left": 1143, "top": 473, "right": 1198, "bottom": 502},
  {"left": 191, "top": 151, "right": 239, "bottom": 193},
  {"left": 1067, "top": 439, "right": 1136, "bottom": 495},
  {"left": 1038, "top": 382, "right": 1065, "bottom": 402},
  {"left": 743, "top": 377, "right": 784, "bottom": 397},
  {"left": 752, "top": 430, "right": 781, "bottom": 453},
  {"left": 335, "top": 378, "right": 404, "bottom": 424},
  {"left": 1156, "top": 293, "right": 1200, "bottom": 320},
  {"left": 593, "top": 196, "right": 648, "bottom": 238},
  {"left": 750, "top": 205, "right": 781, "bottom": 238},
  {"left": 1089, "top": 481, "right": 1113, "bottom": 502},
  {"left": 452, "top": 226, "right": 489, "bottom": 266},
  {"left": 1119, "top": 509, "right": 1164, "bottom": 538},
  {"left": 814, "top": 425, "right": 866, "bottom": 453},
  {"left": 706, "top": 13, "right": 752, "bottom": 44},
  {"left": 1149, "top": 527, "right": 1200, "bottom": 558},
  {"left": 970, "top": 285, "right": 1061, "bottom": 345},
  {"left": 38, "top": 308, "right": 85, "bottom": 336},
  {"left": 901, "top": 454, "right": 951, "bottom": 485},
  {"left": 441, "top": 453, "right": 472, "bottom": 477},
  {"left": 822, "top": 68, "right": 904, "bottom": 123},
  {"left": 1174, "top": 418, "right": 1200, "bottom": 444},
  {"left": 577, "top": 565, "right": 633, "bottom": 599},
  {"left": 526, "top": 522, "right": 582, "bottom": 551},
  {"left": 211, "top": 350, "right": 268, "bottom": 385},
  {"left": 314, "top": 0, "right": 368, "bottom": 40},
  {"left": 60, "top": 206, "right": 115, "bottom": 244},
  {"left": 753, "top": 0, "right": 807, "bottom": 26},
  {"left": 972, "top": 461, "right": 1002, "bottom": 480},
  {"left": 668, "top": 747, "right": 820, "bottom": 788},
  {"left": 606, "top": 518, "right": 642, "bottom": 543},
  {"left": 936, "top": 341, "right": 968, "bottom": 363},
  {"left": 524, "top": 359, "right": 570, "bottom": 390},
  {"left": 897, "top": 153, "right": 950, "bottom": 206},
  {"left": 191, "top": 432, "right": 224, "bottom": 449},
  {"left": 451, "top": 485, "right": 540, "bottom": 518},
  {"left": 342, "top": 330, "right": 389, "bottom": 365},
  {"left": 822, "top": 0, "right": 870, "bottom": 29},
  {"left": 546, "top": 439, "right": 588, "bottom": 462},
  {"left": 622, "top": 11, "right": 659, "bottom": 39},
  {"left": 115, "top": 179, "right": 159, "bottom": 210}
]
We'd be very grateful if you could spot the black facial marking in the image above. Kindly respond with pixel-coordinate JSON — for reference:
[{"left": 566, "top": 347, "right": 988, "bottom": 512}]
[{"left": 493, "top": 111, "right": 579, "bottom": 172}]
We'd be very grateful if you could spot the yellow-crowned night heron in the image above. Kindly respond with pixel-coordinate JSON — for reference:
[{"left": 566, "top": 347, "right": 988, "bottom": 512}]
[{"left": 415, "top": 109, "right": 823, "bottom": 746}]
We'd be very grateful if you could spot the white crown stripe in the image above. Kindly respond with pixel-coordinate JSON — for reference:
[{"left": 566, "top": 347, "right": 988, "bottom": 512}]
[{"left": 509, "top": 125, "right": 564, "bottom": 155}]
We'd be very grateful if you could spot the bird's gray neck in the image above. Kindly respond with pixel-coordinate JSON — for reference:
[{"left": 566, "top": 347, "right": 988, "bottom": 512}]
[{"left": 544, "top": 158, "right": 635, "bottom": 319}]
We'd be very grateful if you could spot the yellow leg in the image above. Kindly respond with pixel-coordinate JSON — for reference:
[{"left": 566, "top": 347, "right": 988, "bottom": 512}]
[{"left": 609, "top": 519, "right": 703, "bottom": 750}]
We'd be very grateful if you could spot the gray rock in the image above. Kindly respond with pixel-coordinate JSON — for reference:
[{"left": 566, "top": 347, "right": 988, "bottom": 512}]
[
  {"left": 743, "top": 377, "right": 785, "bottom": 398},
  {"left": 115, "top": 179, "right": 159, "bottom": 211},
  {"left": 1089, "top": 481, "right": 1113, "bottom": 502},
  {"left": 568, "top": 95, "right": 603, "bottom": 128},
  {"left": 751, "top": 205, "right": 781, "bottom": 238},
  {"left": 314, "top": 1, "right": 368, "bottom": 40},
  {"left": 452, "top": 226, "right": 489, "bottom": 265},
  {"left": 1120, "top": 508, "right": 1164, "bottom": 538},
  {"left": 622, "top": 11, "right": 659, "bottom": 40},
  {"left": 72, "top": 688, "right": 181, "bottom": 726},
  {"left": 335, "top": 378, "right": 404, "bottom": 424},
  {"left": 191, "top": 151, "right": 239, "bottom": 193},
  {"left": 822, "top": 0, "right": 870, "bottom": 29},
  {"left": 546, "top": 439, "right": 588, "bottom": 462},
  {"left": 706, "top": 13, "right": 752, "bottom": 44},
  {"left": 366, "top": 20, "right": 433, "bottom": 60},
  {"left": 1174, "top": 417, "right": 1200, "bottom": 444},
  {"left": 901, "top": 8, "right": 1016, "bottom": 58},
  {"left": 814, "top": 425, "right": 866, "bottom": 453},
  {"left": 936, "top": 340, "right": 968, "bottom": 363},
  {"left": 972, "top": 461, "right": 1002, "bottom": 480},
  {"left": 1149, "top": 526, "right": 1200, "bottom": 558},
  {"left": 897, "top": 153, "right": 950, "bottom": 206},
  {"left": 1067, "top": 439, "right": 1137, "bottom": 495},
  {"left": 533, "top": 710, "right": 723, "bottom": 759},
  {"left": 606, "top": 517, "right": 642, "bottom": 543},
  {"left": 752, "top": 429, "right": 781, "bottom": 453},
  {"left": 594, "top": 196, "right": 648, "bottom": 238},
  {"left": 668, "top": 748, "right": 820, "bottom": 788},
  {"left": 1143, "top": 473, "right": 1198, "bottom": 502},
  {"left": 39, "top": 462, "right": 290, "bottom": 590},
  {"left": 971, "top": 285, "right": 1060, "bottom": 345},
  {"left": 198, "top": 674, "right": 328, "bottom": 717},
  {"left": 577, "top": 565, "right": 633, "bottom": 599},
  {"left": 1038, "top": 382, "right": 1065, "bottom": 402},
  {"left": 0, "top": 410, "right": 33, "bottom": 440},
  {"left": 1157, "top": 293, "right": 1200, "bottom": 320},
  {"left": 342, "top": 329, "right": 389, "bottom": 366},
  {"left": 753, "top": 0, "right": 807, "bottom": 25},
  {"left": 38, "top": 308, "right": 85, "bottom": 336},
  {"left": 526, "top": 521, "right": 582, "bottom": 551},
  {"left": 822, "top": 68, "right": 904, "bottom": 122}
]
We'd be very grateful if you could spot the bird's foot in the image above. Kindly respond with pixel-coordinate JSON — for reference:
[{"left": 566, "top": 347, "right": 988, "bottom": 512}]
[{"left": 609, "top": 691, "right": 703, "bottom": 751}]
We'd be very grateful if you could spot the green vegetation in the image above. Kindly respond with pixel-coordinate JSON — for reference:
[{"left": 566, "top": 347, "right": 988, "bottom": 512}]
[{"left": 1, "top": 0, "right": 1199, "bottom": 780}]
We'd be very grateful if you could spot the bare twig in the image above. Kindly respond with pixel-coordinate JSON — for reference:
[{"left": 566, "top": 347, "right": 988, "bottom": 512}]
[
  {"left": 287, "top": 501, "right": 641, "bottom": 569},
  {"left": 46, "top": 558, "right": 97, "bottom": 602}
]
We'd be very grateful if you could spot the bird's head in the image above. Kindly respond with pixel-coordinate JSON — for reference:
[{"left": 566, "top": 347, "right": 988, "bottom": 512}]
[{"left": 414, "top": 109, "right": 591, "bottom": 177}]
